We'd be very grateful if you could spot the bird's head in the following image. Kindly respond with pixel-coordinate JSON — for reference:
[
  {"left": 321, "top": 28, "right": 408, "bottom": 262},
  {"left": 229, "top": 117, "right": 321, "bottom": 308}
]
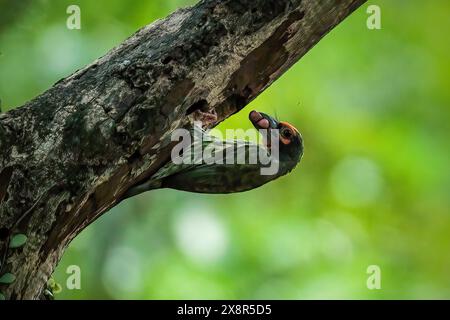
[{"left": 249, "top": 110, "right": 303, "bottom": 163}]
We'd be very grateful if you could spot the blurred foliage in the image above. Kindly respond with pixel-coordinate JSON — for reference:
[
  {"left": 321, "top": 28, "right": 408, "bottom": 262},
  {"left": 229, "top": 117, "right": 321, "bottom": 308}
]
[{"left": 1, "top": 0, "right": 449, "bottom": 299}]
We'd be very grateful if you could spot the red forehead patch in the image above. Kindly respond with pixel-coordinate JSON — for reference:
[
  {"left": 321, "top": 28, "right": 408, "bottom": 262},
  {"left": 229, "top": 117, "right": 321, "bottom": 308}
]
[{"left": 279, "top": 121, "right": 299, "bottom": 135}]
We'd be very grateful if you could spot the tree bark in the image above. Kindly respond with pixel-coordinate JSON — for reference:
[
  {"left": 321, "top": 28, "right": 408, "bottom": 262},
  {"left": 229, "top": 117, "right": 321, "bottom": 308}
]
[{"left": 0, "top": 0, "right": 366, "bottom": 299}]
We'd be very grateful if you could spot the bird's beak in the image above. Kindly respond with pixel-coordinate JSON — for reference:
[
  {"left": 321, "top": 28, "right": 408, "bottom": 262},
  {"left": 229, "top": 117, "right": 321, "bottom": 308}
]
[{"left": 249, "top": 110, "right": 278, "bottom": 130}]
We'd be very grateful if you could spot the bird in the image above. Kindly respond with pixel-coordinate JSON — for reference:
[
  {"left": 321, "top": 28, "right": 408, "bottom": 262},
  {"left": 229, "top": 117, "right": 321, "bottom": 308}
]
[{"left": 124, "top": 110, "right": 303, "bottom": 197}]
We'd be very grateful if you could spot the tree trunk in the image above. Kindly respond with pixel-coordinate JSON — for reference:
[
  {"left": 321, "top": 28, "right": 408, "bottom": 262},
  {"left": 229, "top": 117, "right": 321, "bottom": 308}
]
[{"left": 0, "top": 0, "right": 366, "bottom": 299}]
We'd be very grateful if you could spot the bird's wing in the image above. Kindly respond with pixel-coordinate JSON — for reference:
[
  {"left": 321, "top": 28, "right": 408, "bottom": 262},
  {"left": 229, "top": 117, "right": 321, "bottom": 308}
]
[
  {"left": 151, "top": 126, "right": 266, "bottom": 182},
  {"left": 152, "top": 127, "right": 277, "bottom": 193}
]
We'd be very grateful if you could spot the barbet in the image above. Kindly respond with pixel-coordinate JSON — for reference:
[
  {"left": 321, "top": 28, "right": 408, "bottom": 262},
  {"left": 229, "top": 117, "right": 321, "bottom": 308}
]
[{"left": 124, "top": 110, "right": 303, "bottom": 197}]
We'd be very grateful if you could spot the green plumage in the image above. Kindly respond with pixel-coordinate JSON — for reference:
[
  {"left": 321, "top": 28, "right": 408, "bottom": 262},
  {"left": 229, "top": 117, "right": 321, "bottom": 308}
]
[{"left": 125, "top": 111, "right": 303, "bottom": 198}]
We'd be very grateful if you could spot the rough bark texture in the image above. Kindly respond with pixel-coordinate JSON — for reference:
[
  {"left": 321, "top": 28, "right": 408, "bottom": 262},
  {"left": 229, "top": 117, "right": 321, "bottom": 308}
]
[{"left": 0, "top": 0, "right": 365, "bottom": 299}]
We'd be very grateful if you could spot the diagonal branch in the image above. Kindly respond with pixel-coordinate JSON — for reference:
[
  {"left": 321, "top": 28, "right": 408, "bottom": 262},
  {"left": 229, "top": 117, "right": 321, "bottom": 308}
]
[{"left": 0, "top": 0, "right": 366, "bottom": 299}]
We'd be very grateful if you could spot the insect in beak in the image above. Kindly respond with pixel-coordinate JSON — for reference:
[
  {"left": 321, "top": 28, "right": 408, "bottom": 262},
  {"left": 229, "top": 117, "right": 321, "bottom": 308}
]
[
  {"left": 249, "top": 110, "right": 280, "bottom": 149},
  {"left": 249, "top": 110, "right": 279, "bottom": 130}
]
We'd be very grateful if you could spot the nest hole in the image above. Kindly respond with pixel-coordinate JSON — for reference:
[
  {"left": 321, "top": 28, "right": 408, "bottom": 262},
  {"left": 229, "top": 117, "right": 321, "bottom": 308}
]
[{"left": 186, "top": 99, "right": 208, "bottom": 115}]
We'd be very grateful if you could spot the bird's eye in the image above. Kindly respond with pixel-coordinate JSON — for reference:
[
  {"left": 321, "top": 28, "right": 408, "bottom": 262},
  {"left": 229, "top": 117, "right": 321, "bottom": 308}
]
[{"left": 281, "top": 128, "right": 292, "bottom": 139}]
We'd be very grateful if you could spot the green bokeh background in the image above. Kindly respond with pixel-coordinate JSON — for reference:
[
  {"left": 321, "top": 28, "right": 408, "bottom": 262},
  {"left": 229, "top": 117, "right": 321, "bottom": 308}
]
[{"left": 1, "top": 0, "right": 449, "bottom": 299}]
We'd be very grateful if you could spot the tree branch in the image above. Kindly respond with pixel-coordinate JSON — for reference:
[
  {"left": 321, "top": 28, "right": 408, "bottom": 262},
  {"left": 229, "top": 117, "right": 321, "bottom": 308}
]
[{"left": 0, "top": 0, "right": 366, "bottom": 299}]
